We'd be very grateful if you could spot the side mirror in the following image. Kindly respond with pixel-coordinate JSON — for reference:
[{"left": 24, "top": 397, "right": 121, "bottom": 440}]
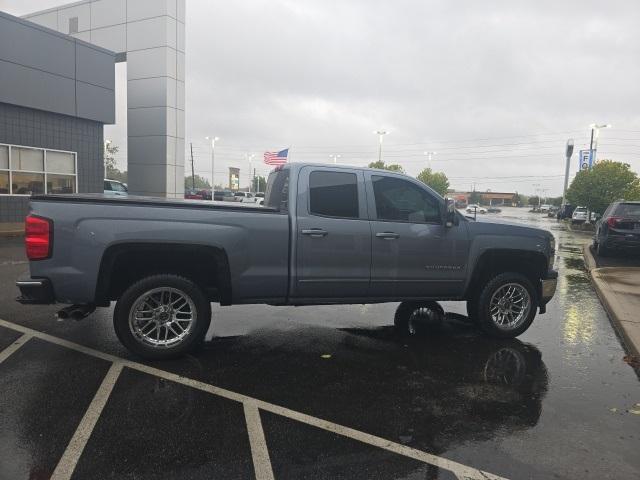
[{"left": 445, "top": 199, "right": 458, "bottom": 227}]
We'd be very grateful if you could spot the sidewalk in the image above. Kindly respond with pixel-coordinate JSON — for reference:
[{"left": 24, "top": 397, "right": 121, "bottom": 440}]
[
  {"left": 0, "top": 222, "right": 24, "bottom": 238},
  {"left": 583, "top": 245, "right": 640, "bottom": 357}
]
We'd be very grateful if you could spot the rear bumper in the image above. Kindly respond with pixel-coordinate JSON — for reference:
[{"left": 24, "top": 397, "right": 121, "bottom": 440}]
[{"left": 16, "top": 275, "right": 55, "bottom": 304}]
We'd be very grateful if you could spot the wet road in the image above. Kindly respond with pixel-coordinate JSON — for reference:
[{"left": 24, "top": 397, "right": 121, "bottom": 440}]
[{"left": 0, "top": 208, "right": 639, "bottom": 479}]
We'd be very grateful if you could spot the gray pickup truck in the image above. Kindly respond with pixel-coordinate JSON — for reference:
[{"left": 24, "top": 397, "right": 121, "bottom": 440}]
[{"left": 17, "top": 163, "right": 557, "bottom": 359}]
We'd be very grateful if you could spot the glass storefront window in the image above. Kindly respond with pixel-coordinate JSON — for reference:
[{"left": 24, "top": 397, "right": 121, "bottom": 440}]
[
  {"left": 12, "top": 147, "right": 44, "bottom": 172},
  {"left": 0, "top": 145, "right": 8, "bottom": 169},
  {"left": 0, "top": 144, "right": 76, "bottom": 195},
  {"left": 0, "top": 171, "right": 9, "bottom": 194},
  {"left": 47, "top": 151, "right": 75, "bottom": 174},
  {"left": 12, "top": 172, "right": 45, "bottom": 195},
  {"left": 47, "top": 174, "right": 76, "bottom": 194}
]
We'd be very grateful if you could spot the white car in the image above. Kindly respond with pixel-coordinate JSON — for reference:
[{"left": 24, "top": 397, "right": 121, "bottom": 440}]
[
  {"left": 233, "top": 191, "right": 259, "bottom": 203},
  {"left": 104, "top": 179, "right": 128, "bottom": 196},
  {"left": 572, "top": 206, "right": 597, "bottom": 224},
  {"left": 540, "top": 204, "right": 552, "bottom": 213},
  {"left": 466, "top": 204, "right": 487, "bottom": 214}
]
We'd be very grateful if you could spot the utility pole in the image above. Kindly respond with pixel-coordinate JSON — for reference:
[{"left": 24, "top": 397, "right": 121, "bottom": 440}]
[
  {"left": 189, "top": 143, "right": 195, "bottom": 190},
  {"left": 374, "top": 130, "right": 388, "bottom": 163},
  {"left": 561, "top": 139, "right": 574, "bottom": 207},
  {"left": 206, "top": 136, "right": 219, "bottom": 200}
]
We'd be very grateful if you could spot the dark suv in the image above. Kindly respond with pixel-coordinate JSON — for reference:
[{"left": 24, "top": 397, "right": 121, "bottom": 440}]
[{"left": 593, "top": 200, "right": 640, "bottom": 256}]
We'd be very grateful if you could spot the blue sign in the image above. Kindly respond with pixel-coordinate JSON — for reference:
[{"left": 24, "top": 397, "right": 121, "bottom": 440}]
[{"left": 578, "top": 150, "right": 592, "bottom": 171}]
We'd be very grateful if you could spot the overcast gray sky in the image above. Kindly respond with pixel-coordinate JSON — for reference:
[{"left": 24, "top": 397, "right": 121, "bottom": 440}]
[{"left": 2, "top": 0, "right": 640, "bottom": 195}]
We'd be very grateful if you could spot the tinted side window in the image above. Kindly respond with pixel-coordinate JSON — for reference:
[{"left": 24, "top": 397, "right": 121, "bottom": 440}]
[
  {"left": 372, "top": 175, "right": 441, "bottom": 223},
  {"left": 264, "top": 169, "right": 290, "bottom": 212},
  {"left": 104, "top": 181, "right": 111, "bottom": 191},
  {"left": 309, "top": 171, "right": 359, "bottom": 219}
]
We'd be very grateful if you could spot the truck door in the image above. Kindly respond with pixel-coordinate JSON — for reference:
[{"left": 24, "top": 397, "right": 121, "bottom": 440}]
[
  {"left": 294, "top": 166, "right": 371, "bottom": 299},
  {"left": 365, "top": 172, "right": 468, "bottom": 298}
]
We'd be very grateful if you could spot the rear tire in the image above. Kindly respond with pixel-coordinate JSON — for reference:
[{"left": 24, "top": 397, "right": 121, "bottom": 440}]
[
  {"left": 394, "top": 301, "right": 444, "bottom": 336},
  {"left": 472, "top": 272, "right": 537, "bottom": 338},
  {"left": 114, "top": 274, "right": 211, "bottom": 360}
]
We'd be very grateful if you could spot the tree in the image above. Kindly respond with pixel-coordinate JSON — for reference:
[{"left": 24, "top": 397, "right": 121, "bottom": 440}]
[
  {"left": 104, "top": 142, "right": 127, "bottom": 183},
  {"left": 253, "top": 175, "right": 267, "bottom": 192},
  {"left": 548, "top": 196, "right": 563, "bottom": 207},
  {"left": 184, "top": 174, "right": 211, "bottom": 190},
  {"left": 416, "top": 168, "right": 449, "bottom": 197},
  {"left": 368, "top": 160, "right": 405, "bottom": 173},
  {"left": 527, "top": 195, "right": 540, "bottom": 206},
  {"left": 566, "top": 160, "right": 640, "bottom": 214}
]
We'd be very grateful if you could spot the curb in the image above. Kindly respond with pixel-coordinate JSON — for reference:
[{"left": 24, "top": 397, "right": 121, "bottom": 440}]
[{"left": 583, "top": 245, "right": 640, "bottom": 357}]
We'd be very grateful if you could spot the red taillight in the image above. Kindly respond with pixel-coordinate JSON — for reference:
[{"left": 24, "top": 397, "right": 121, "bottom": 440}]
[
  {"left": 25, "top": 215, "right": 52, "bottom": 260},
  {"left": 607, "top": 216, "right": 622, "bottom": 228}
]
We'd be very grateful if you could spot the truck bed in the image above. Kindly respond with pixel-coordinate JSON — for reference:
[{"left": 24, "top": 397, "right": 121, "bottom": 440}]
[{"left": 30, "top": 194, "right": 277, "bottom": 213}]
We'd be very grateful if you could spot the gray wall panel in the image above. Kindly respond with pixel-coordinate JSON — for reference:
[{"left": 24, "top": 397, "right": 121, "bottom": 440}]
[
  {"left": 0, "top": 14, "right": 75, "bottom": 79},
  {"left": 0, "top": 59, "right": 76, "bottom": 117},
  {"left": 76, "top": 43, "right": 115, "bottom": 90},
  {"left": 0, "top": 11, "right": 115, "bottom": 124},
  {"left": 76, "top": 82, "right": 116, "bottom": 124}
]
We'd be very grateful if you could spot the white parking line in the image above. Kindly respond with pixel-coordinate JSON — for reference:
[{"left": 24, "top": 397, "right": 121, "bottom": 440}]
[
  {"left": 0, "top": 319, "right": 509, "bottom": 480},
  {"left": 0, "top": 332, "right": 32, "bottom": 364},
  {"left": 51, "top": 362, "right": 123, "bottom": 480},
  {"left": 244, "top": 401, "right": 275, "bottom": 480}
]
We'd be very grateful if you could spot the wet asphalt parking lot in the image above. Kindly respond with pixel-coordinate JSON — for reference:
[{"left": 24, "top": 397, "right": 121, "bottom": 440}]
[{"left": 0, "top": 208, "right": 639, "bottom": 480}]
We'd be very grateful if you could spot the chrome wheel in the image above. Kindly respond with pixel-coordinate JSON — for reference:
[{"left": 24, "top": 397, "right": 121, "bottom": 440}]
[
  {"left": 489, "top": 283, "right": 531, "bottom": 330},
  {"left": 128, "top": 287, "right": 196, "bottom": 348}
]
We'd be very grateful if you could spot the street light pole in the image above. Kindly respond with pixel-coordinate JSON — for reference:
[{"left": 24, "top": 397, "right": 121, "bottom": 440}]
[
  {"left": 329, "top": 154, "right": 341, "bottom": 164},
  {"left": 374, "top": 130, "right": 388, "bottom": 163},
  {"left": 589, "top": 123, "right": 611, "bottom": 165},
  {"left": 247, "top": 153, "right": 255, "bottom": 192},
  {"left": 562, "top": 139, "right": 574, "bottom": 207},
  {"left": 423, "top": 151, "right": 436, "bottom": 169},
  {"left": 205, "top": 136, "right": 219, "bottom": 200}
]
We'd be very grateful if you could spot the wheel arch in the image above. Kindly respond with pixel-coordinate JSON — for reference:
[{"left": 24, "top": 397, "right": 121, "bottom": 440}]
[
  {"left": 465, "top": 249, "right": 547, "bottom": 300},
  {"left": 94, "top": 242, "right": 232, "bottom": 306}
]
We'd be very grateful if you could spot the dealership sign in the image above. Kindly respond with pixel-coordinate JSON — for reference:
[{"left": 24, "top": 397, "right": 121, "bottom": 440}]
[{"left": 578, "top": 150, "right": 592, "bottom": 171}]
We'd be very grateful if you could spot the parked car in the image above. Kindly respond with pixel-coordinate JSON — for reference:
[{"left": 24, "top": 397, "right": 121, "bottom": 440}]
[
  {"left": 17, "top": 163, "right": 557, "bottom": 359},
  {"left": 103, "top": 179, "right": 128, "bottom": 196},
  {"left": 571, "top": 206, "right": 597, "bottom": 224},
  {"left": 546, "top": 206, "right": 559, "bottom": 217},
  {"left": 593, "top": 200, "right": 640, "bottom": 257},
  {"left": 466, "top": 204, "right": 487, "bottom": 214},
  {"left": 539, "top": 204, "right": 552, "bottom": 213},
  {"left": 486, "top": 207, "right": 502, "bottom": 213},
  {"left": 184, "top": 189, "right": 204, "bottom": 200},
  {"left": 213, "top": 189, "right": 234, "bottom": 201},
  {"left": 234, "top": 191, "right": 258, "bottom": 203},
  {"left": 255, "top": 192, "right": 265, "bottom": 205},
  {"left": 556, "top": 203, "right": 575, "bottom": 220}
]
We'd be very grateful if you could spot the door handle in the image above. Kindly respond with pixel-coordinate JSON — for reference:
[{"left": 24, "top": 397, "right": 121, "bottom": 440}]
[
  {"left": 376, "top": 232, "right": 400, "bottom": 240},
  {"left": 301, "top": 228, "right": 328, "bottom": 238}
]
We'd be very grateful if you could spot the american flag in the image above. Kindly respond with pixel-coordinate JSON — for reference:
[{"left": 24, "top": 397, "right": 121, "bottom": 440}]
[{"left": 264, "top": 148, "right": 289, "bottom": 166}]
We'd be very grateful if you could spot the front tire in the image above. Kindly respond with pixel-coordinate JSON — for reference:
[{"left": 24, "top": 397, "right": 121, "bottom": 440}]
[
  {"left": 473, "top": 273, "right": 537, "bottom": 338},
  {"left": 114, "top": 274, "right": 211, "bottom": 360}
]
